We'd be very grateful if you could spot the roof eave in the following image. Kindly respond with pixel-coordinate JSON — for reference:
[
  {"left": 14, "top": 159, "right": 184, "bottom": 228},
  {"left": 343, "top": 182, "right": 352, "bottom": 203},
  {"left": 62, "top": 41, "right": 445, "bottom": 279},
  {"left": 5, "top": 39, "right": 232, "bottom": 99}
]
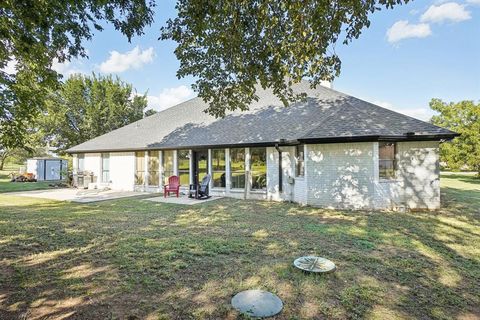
[{"left": 298, "top": 133, "right": 460, "bottom": 144}]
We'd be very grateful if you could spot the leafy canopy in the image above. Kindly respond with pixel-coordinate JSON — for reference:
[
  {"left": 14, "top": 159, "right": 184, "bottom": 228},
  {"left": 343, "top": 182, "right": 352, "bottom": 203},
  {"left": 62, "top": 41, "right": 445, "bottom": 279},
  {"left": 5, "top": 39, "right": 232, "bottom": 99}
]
[
  {"left": 430, "top": 99, "right": 480, "bottom": 176},
  {"left": 0, "top": 0, "right": 155, "bottom": 149},
  {"left": 40, "top": 74, "right": 148, "bottom": 153},
  {"left": 162, "top": 0, "right": 409, "bottom": 117},
  {"left": 1, "top": 0, "right": 410, "bottom": 148}
]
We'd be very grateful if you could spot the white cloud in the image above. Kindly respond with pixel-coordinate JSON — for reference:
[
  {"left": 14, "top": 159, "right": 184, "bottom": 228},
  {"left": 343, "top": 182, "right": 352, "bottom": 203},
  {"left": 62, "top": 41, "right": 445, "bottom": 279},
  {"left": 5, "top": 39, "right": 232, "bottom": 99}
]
[
  {"left": 1, "top": 58, "right": 17, "bottom": 75},
  {"left": 99, "top": 46, "right": 155, "bottom": 73},
  {"left": 386, "top": 20, "right": 432, "bottom": 43},
  {"left": 421, "top": 2, "right": 471, "bottom": 23},
  {"left": 147, "top": 85, "right": 195, "bottom": 111},
  {"left": 51, "top": 59, "right": 85, "bottom": 77}
]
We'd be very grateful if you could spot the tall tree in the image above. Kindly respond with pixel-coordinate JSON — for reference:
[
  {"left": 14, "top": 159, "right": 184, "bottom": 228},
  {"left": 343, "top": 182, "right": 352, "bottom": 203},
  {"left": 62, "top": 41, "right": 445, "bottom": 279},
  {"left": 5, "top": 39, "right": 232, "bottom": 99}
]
[
  {"left": 1, "top": 0, "right": 409, "bottom": 145},
  {"left": 161, "top": 0, "right": 409, "bottom": 117},
  {"left": 0, "top": 0, "right": 155, "bottom": 149},
  {"left": 41, "top": 74, "right": 148, "bottom": 153},
  {"left": 430, "top": 99, "right": 480, "bottom": 176}
]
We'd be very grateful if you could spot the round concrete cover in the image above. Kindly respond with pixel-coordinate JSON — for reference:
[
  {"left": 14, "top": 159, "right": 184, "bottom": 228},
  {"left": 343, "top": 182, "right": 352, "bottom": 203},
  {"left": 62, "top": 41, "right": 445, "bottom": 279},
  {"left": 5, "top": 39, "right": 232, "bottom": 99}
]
[
  {"left": 293, "top": 256, "right": 336, "bottom": 273},
  {"left": 231, "top": 290, "right": 283, "bottom": 318}
]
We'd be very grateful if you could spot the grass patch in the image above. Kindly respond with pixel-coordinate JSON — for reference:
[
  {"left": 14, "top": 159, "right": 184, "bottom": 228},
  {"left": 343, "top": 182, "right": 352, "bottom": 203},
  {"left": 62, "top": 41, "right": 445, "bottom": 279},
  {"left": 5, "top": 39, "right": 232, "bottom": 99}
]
[
  {"left": 0, "top": 163, "right": 56, "bottom": 193},
  {"left": 0, "top": 174, "right": 478, "bottom": 319}
]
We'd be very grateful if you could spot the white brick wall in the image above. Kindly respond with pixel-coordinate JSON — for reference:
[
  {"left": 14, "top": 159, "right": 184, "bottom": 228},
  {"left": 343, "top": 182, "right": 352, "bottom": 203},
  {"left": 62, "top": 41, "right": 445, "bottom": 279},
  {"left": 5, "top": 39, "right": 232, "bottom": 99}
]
[
  {"left": 75, "top": 141, "right": 441, "bottom": 210},
  {"left": 306, "top": 142, "right": 376, "bottom": 209},
  {"left": 392, "top": 141, "right": 440, "bottom": 210}
]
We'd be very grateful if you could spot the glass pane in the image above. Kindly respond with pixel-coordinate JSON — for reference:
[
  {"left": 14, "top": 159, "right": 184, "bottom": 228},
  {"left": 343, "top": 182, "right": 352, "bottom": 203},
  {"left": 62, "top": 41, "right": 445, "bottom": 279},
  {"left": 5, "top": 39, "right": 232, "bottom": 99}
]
[
  {"left": 148, "top": 151, "right": 159, "bottom": 186},
  {"left": 197, "top": 151, "right": 208, "bottom": 179},
  {"left": 212, "top": 149, "right": 226, "bottom": 171},
  {"left": 230, "top": 148, "right": 245, "bottom": 189},
  {"left": 250, "top": 148, "right": 266, "bottom": 190},
  {"left": 178, "top": 150, "right": 190, "bottom": 185},
  {"left": 178, "top": 150, "right": 190, "bottom": 171},
  {"left": 135, "top": 151, "right": 145, "bottom": 185},
  {"left": 179, "top": 172, "right": 189, "bottom": 185},
  {"left": 102, "top": 153, "right": 110, "bottom": 170},
  {"left": 213, "top": 171, "right": 226, "bottom": 188},
  {"left": 379, "top": 142, "right": 396, "bottom": 179},
  {"left": 162, "top": 150, "right": 174, "bottom": 184},
  {"left": 78, "top": 155, "right": 85, "bottom": 172},
  {"left": 379, "top": 142, "right": 395, "bottom": 160}
]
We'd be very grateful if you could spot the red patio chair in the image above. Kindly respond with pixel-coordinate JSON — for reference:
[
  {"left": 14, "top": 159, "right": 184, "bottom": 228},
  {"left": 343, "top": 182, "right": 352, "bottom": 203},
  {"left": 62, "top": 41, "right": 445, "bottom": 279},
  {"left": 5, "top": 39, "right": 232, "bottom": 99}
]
[{"left": 164, "top": 175, "right": 180, "bottom": 198}]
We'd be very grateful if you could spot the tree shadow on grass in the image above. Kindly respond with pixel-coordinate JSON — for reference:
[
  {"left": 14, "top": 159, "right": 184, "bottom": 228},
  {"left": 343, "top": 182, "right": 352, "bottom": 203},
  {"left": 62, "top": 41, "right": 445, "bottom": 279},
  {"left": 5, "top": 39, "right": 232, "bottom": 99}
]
[{"left": 0, "top": 188, "right": 479, "bottom": 319}]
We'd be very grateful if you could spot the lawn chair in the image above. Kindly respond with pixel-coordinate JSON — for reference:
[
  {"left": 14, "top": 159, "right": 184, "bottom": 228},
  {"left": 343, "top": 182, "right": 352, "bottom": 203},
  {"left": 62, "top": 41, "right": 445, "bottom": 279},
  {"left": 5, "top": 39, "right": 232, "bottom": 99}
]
[
  {"left": 189, "top": 174, "right": 211, "bottom": 199},
  {"left": 164, "top": 175, "right": 180, "bottom": 198}
]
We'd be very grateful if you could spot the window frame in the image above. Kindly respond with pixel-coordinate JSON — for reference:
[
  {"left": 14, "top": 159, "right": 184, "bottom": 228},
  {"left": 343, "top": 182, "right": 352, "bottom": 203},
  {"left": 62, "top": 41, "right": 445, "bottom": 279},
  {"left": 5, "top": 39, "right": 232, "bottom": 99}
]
[
  {"left": 147, "top": 150, "right": 160, "bottom": 186},
  {"left": 162, "top": 150, "right": 174, "bottom": 184},
  {"left": 378, "top": 142, "right": 397, "bottom": 180},
  {"left": 177, "top": 149, "right": 190, "bottom": 186},
  {"left": 77, "top": 154, "right": 85, "bottom": 173},
  {"left": 250, "top": 147, "right": 267, "bottom": 190},
  {"left": 295, "top": 144, "right": 305, "bottom": 177},
  {"left": 230, "top": 148, "right": 246, "bottom": 189},
  {"left": 135, "top": 151, "right": 145, "bottom": 185},
  {"left": 101, "top": 153, "right": 110, "bottom": 183},
  {"left": 212, "top": 149, "right": 226, "bottom": 188}
]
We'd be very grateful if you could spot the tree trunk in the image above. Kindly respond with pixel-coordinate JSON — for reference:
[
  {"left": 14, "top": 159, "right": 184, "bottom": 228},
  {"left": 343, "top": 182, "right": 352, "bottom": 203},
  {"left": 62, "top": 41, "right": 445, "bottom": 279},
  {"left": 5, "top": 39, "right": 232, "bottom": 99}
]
[{"left": 0, "top": 152, "right": 9, "bottom": 171}]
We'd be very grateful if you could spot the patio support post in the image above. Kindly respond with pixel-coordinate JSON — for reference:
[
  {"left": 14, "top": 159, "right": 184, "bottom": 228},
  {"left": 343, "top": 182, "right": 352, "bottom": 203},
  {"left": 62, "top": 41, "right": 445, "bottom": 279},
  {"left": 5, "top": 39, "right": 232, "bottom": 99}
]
[
  {"left": 225, "top": 148, "right": 231, "bottom": 195},
  {"left": 275, "top": 144, "right": 283, "bottom": 193},
  {"left": 173, "top": 150, "right": 178, "bottom": 176},
  {"left": 144, "top": 151, "right": 149, "bottom": 191},
  {"left": 189, "top": 150, "right": 193, "bottom": 185},
  {"left": 245, "top": 147, "right": 251, "bottom": 200},
  {"left": 208, "top": 149, "right": 213, "bottom": 191},
  {"left": 159, "top": 150, "right": 164, "bottom": 188}
]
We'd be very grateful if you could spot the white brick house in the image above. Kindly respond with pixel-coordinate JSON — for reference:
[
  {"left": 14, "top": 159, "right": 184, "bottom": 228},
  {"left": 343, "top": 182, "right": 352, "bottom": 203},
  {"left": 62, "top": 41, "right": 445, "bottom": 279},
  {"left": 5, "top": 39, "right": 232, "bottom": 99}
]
[{"left": 68, "top": 82, "right": 456, "bottom": 210}]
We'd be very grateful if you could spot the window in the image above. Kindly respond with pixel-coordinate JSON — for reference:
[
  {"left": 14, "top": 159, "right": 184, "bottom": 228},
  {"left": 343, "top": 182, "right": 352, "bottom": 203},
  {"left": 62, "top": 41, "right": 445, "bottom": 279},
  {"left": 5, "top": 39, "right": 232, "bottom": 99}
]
[
  {"left": 135, "top": 151, "right": 145, "bottom": 185},
  {"left": 250, "top": 148, "right": 266, "bottom": 190},
  {"left": 162, "top": 150, "right": 174, "bottom": 184},
  {"left": 230, "top": 148, "right": 245, "bottom": 189},
  {"left": 77, "top": 154, "right": 85, "bottom": 173},
  {"left": 212, "top": 149, "right": 226, "bottom": 188},
  {"left": 295, "top": 144, "right": 305, "bottom": 177},
  {"left": 101, "top": 153, "right": 110, "bottom": 182},
  {"left": 178, "top": 150, "right": 190, "bottom": 185},
  {"left": 196, "top": 150, "right": 208, "bottom": 181},
  {"left": 148, "top": 151, "right": 159, "bottom": 186},
  {"left": 379, "top": 142, "right": 397, "bottom": 179}
]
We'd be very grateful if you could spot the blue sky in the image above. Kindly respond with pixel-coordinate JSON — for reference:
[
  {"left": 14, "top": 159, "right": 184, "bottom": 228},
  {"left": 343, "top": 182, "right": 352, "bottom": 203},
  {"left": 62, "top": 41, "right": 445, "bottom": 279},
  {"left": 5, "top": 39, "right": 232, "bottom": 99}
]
[{"left": 53, "top": 0, "right": 480, "bottom": 120}]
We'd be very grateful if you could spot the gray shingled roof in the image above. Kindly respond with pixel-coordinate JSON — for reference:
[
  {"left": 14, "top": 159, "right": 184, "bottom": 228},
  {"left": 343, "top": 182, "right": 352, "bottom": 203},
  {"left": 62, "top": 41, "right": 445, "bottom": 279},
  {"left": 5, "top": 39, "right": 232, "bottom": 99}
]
[{"left": 67, "top": 81, "right": 456, "bottom": 153}]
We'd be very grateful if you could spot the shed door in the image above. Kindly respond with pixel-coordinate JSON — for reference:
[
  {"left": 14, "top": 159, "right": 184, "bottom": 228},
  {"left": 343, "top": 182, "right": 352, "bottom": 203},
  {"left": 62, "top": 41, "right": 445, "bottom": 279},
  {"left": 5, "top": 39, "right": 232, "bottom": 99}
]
[{"left": 45, "top": 160, "right": 61, "bottom": 180}]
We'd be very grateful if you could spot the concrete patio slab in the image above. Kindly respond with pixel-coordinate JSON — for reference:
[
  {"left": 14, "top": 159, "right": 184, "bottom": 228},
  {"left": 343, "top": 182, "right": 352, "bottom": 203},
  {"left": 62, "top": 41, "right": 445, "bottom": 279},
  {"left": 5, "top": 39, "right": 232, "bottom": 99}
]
[
  {"left": 146, "top": 195, "right": 222, "bottom": 205},
  {"left": 8, "top": 188, "right": 149, "bottom": 203}
]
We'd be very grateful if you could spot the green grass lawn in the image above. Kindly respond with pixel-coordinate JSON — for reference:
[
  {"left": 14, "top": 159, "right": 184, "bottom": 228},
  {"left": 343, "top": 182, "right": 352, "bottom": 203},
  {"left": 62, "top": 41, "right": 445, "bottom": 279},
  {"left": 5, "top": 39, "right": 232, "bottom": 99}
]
[
  {"left": 0, "top": 174, "right": 478, "bottom": 319},
  {"left": 0, "top": 163, "right": 55, "bottom": 193}
]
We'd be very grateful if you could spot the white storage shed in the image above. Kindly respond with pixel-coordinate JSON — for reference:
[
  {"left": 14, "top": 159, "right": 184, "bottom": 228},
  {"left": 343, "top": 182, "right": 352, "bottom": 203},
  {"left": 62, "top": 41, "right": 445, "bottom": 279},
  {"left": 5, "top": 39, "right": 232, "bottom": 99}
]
[{"left": 26, "top": 158, "right": 68, "bottom": 181}]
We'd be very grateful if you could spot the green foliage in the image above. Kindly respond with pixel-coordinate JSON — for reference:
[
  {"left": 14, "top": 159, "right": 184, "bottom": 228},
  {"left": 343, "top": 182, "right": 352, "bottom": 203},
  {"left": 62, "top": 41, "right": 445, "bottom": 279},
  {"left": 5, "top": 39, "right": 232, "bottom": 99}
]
[
  {"left": 0, "top": 0, "right": 155, "bottom": 149},
  {"left": 162, "top": 0, "right": 409, "bottom": 117},
  {"left": 40, "top": 73, "right": 148, "bottom": 153},
  {"left": 430, "top": 99, "right": 480, "bottom": 176}
]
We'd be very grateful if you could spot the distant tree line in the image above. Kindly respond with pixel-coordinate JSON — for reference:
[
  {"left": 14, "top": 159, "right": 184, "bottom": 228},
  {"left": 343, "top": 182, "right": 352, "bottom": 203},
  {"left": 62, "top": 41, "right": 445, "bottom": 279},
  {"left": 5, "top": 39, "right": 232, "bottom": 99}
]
[
  {"left": 430, "top": 99, "right": 479, "bottom": 177},
  {"left": 0, "top": 73, "right": 156, "bottom": 170}
]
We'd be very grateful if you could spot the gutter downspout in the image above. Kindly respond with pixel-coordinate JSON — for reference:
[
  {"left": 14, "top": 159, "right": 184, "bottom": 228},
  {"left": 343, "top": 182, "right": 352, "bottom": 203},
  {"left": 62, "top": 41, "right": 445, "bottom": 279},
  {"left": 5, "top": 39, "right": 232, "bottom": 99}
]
[{"left": 274, "top": 143, "right": 283, "bottom": 193}]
